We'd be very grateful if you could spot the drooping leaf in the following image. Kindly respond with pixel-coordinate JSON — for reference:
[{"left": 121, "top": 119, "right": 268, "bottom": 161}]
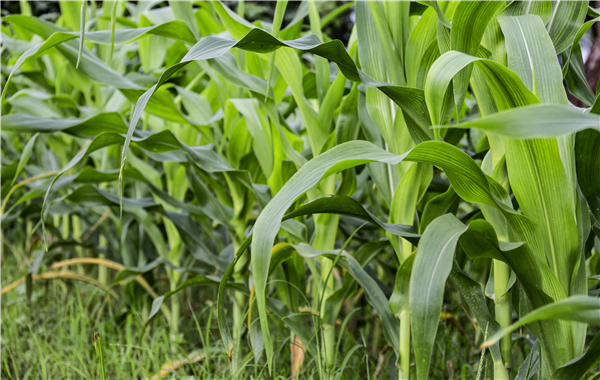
[
  {"left": 483, "top": 296, "right": 600, "bottom": 347},
  {"left": 448, "top": 105, "right": 600, "bottom": 138},
  {"left": 554, "top": 331, "right": 600, "bottom": 380}
]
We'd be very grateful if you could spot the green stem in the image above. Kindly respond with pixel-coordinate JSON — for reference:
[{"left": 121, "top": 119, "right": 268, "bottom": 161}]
[
  {"left": 399, "top": 307, "right": 410, "bottom": 379},
  {"left": 494, "top": 259, "right": 512, "bottom": 377},
  {"left": 312, "top": 176, "right": 339, "bottom": 372},
  {"left": 108, "top": 0, "right": 118, "bottom": 67},
  {"left": 308, "top": 0, "right": 330, "bottom": 105},
  {"left": 98, "top": 148, "right": 109, "bottom": 285},
  {"left": 142, "top": 298, "right": 149, "bottom": 323},
  {"left": 321, "top": 1, "right": 354, "bottom": 29},
  {"left": 487, "top": 134, "right": 511, "bottom": 379},
  {"left": 236, "top": 0, "right": 245, "bottom": 17},
  {"left": 231, "top": 228, "right": 247, "bottom": 374},
  {"left": 62, "top": 214, "right": 70, "bottom": 240},
  {"left": 231, "top": 281, "right": 245, "bottom": 373},
  {"left": 168, "top": 268, "right": 183, "bottom": 356},
  {"left": 391, "top": 163, "right": 427, "bottom": 379},
  {"left": 71, "top": 215, "right": 85, "bottom": 274},
  {"left": 98, "top": 235, "right": 107, "bottom": 285},
  {"left": 264, "top": 0, "right": 287, "bottom": 101},
  {"left": 314, "top": 212, "right": 340, "bottom": 371},
  {"left": 494, "top": 362, "right": 510, "bottom": 380},
  {"left": 170, "top": 271, "right": 181, "bottom": 335}
]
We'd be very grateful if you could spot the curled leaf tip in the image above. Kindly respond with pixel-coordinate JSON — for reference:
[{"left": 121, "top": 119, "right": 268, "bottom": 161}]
[{"left": 76, "top": 0, "right": 87, "bottom": 70}]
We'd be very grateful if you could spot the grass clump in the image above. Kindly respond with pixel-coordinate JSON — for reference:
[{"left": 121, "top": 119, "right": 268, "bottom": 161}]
[{"left": 2, "top": 1, "right": 600, "bottom": 379}]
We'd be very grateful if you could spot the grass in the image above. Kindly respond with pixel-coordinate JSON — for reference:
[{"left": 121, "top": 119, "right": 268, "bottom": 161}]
[
  {"left": 1, "top": 251, "right": 228, "bottom": 379},
  {"left": 1, "top": 243, "right": 494, "bottom": 379}
]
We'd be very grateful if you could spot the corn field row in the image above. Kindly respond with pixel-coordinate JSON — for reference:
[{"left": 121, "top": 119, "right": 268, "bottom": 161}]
[{"left": 2, "top": 1, "right": 600, "bottom": 379}]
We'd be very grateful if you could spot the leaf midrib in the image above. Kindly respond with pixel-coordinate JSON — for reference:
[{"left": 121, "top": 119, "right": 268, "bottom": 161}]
[
  {"left": 524, "top": 140, "right": 559, "bottom": 278},
  {"left": 423, "top": 229, "right": 464, "bottom": 321},
  {"left": 546, "top": 0, "right": 561, "bottom": 35},
  {"left": 514, "top": 17, "right": 560, "bottom": 280}
]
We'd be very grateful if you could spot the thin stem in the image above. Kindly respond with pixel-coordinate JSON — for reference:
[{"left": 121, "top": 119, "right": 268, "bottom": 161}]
[
  {"left": 108, "top": 0, "right": 118, "bottom": 67},
  {"left": 494, "top": 260, "right": 512, "bottom": 376},
  {"left": 399, "top": 307, "right": 410, "bottom": 379},
  {"left": 321, "top": 2, "right": 354, "bottom": 29},
  {"left": 265, "top": 1, "right": 288, "bottom": 101},
  {"left": 312, "top": 175, "right": 339, "bottom": 372},
  {"left": 314, "top": 212, "right": 340, "bottom": 370},
  {"left": 71, "top": 215, "right": 85, "bottom": 274},
  {"left": 98, "top": 235, "right": 108, "bottom": 285}
]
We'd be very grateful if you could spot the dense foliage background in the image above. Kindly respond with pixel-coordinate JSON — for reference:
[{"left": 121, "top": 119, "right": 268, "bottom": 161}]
[{"left": 2, "top": 1, "right": 600, "bottom": 379}]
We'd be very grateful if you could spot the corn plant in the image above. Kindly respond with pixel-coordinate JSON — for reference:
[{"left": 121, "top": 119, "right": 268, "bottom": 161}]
[{"left": 2, "top": 1, "right": 600, "bottom": 379}]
